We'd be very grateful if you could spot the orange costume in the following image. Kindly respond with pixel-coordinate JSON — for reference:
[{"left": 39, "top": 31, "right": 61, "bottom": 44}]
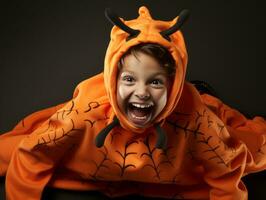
[{"left": 0, "top": 6, "right": 266, "bottom": 200}]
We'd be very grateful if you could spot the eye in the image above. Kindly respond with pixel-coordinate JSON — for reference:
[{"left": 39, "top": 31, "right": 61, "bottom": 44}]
[
  {"left": 122, "top": 75, "right": 135, "bottom": 84},
  {"left": 150, "top": 79, "right": 164, "bottom": 87}
]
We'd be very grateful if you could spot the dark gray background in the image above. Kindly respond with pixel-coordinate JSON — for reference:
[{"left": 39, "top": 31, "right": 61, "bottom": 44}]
[{"left": 0, "top": 0, "right": 265, "bottom": 199}]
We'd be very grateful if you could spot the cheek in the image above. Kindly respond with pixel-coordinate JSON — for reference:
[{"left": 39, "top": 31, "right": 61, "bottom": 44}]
[
  {"left": 158, "top": 90, "right": 167, "bottom": 108},
  {"left": 118, "top": 84, "right": 131, "bottom": 100},
  {"left": 152, "top": 89, "right": 167, "bottom": 110},
  {"left": 117, "top": 84, "right": 133, "bottom": 110}
]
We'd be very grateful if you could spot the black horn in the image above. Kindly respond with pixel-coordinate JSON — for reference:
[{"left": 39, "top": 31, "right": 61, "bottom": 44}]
[
  {"left": 160, "top": 9, "right": 190, "bottom": 41},
  {"left": 105, "top": 8, "right": 140, "bottom": 41}
]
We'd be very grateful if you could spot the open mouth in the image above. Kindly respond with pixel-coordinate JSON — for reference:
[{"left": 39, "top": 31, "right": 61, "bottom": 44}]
[{"left": 127, "top": 102, "right": 154, "bottom": 127}]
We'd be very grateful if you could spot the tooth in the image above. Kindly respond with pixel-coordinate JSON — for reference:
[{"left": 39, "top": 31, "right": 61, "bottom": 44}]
[
  {"left": 132, "top": 113, "right": 147, "bottom": 120},
  {"left": 131, "top": 103, "right": 153, "bottom": 108}
]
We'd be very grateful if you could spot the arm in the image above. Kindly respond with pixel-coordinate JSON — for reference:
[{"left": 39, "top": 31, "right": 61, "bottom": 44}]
[
  {"left": 5, "top": 100, "right": 84, "bottom": 200},
  {"left": 0, "top": 103, "right": 66, "bottom": 176},
  {"left": 202, "top": 139, "right": 248, "bottom": 200},
  {"left": 193, "top": 93, "right": 266, "bottom": 200},
  {"left": 201, "top": 93, "right": 266, "bottom": 173},
  {"left": 5, "top": 73, "right": 105, "bottom": 200}
]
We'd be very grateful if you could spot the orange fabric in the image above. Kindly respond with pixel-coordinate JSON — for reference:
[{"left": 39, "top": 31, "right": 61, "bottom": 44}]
[{"left": 1, "top": 6, "right": 266, "bottom": 200}]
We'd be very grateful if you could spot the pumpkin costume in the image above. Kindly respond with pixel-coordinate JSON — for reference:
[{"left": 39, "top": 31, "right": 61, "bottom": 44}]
[{"left": 0, "top": 6, "right": 266, "bottom": 200}]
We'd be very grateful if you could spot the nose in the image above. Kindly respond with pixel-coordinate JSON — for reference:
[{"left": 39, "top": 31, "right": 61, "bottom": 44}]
[{"left": 135, "top": 83, "right": 150, "bottom": 100}]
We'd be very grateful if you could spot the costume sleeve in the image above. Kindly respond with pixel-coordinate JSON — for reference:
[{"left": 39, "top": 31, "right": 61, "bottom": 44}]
[
  {"left": 197, "top": 94, "right": 266, "bottom": 200},
  {"left": 201, "top": 137, "right": 249, "bottom": 200},
  {"left": 0, "top": 103, "right": 65, "bottom": 176},
  {"left": 201, "top": 93, "right": 266, "bottom": 173},
  {"left": 5, "top": 94, "right": 84, "bottom": 200}
]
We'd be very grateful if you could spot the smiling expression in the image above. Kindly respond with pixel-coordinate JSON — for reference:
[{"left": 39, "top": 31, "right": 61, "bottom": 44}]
[{"left": 116, "top": 52, "right": 170, "bottom": 128}]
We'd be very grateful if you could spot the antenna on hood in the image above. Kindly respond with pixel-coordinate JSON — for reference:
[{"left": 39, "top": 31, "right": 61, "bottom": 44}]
[
  {"left": 105, "top": 8, "right": 140, "bottom": 41},
  {"left": 160, "top": 9, "right": 190, "bottom": 41}
]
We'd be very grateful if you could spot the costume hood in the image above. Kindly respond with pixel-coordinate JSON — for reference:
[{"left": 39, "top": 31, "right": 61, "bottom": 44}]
[{"left": 104, "top": 6, "right": 189, "bottom": 133}]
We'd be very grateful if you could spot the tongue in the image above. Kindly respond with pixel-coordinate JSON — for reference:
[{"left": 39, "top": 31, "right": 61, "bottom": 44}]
[{"left": 132, "top": 108, "right": 149, "bottom": 117}]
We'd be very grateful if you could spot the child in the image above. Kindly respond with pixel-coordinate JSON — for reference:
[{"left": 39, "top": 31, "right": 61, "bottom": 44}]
[
  {"left": 116, "top": 43, "right": 175, "bottom": 129},
  {"left": 1, "top": 6, "right": 266, "bottom": 200}
]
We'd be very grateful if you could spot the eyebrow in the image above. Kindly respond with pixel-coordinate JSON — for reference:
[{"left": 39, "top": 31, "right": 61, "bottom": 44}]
[
  {"left": 150, "top": 72, "right": 168, "bottom": 77},
  {"left": 120, "top": 70, "right": 135, "bottom": 75},
  {"left": 120, "top": 71, "right": 167, "bottom": 79}
]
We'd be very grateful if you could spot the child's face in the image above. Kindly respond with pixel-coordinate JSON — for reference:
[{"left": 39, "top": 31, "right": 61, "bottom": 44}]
[{"left": 116, "top": 52, "right": 170, "bottom": 128}]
